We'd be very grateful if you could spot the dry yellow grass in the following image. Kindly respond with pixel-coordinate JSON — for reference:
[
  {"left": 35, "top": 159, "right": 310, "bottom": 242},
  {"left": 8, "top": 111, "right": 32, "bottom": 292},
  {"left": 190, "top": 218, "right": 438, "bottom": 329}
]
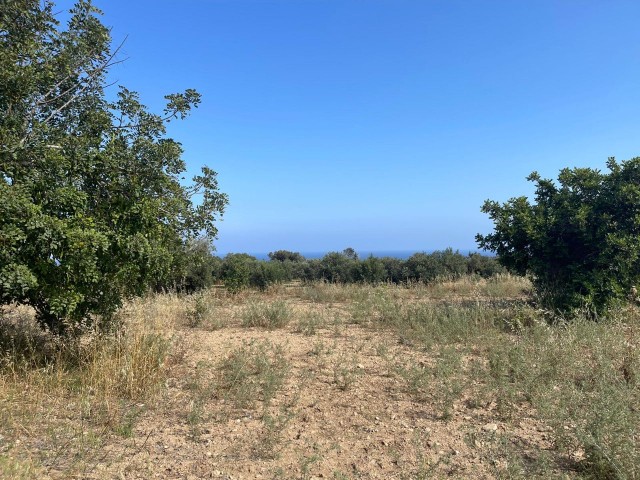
[
  {"left": 1, "top": 275, "right": 638, "bottom": 479},
  {"left": 0, "top": 293, "right": 186, "bottom": 478}
]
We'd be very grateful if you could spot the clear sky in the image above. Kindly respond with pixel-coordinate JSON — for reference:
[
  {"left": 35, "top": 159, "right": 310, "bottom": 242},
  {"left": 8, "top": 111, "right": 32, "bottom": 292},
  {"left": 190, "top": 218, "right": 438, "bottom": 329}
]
[{"left": 60, "top": 0, "right": 640, "bottom": 255}]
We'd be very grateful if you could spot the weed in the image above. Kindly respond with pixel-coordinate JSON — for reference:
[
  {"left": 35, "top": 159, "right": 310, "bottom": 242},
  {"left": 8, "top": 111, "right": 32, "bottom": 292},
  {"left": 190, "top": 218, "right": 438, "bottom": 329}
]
[
  {"left": 113, "top": 403, "right": 145, "bottom": 438},
  {"left": 295, "top": 311, "right": 325, "bottom": 336},
  {"left": 432, "top": 346, "right": 464, "bottom": 420},
  {"left": 309, "top": 339, "right": 326, "bottom": 357},
  {"left": 0, "top": 295, "right": 182, "bottom": 477},
  {"left": 300, "top": 452, "right": 322, "bottom": 479},
  {"left": 332, "top": 354, "right": 361, "bottom": 391},
  {"left": 218, "top": 340, "right": 289, "bottom": 410},
  {"left": 0, "top": 455, "right": 42, "bottom": 480},
  {"left": 186, "top": 293, "right": 223, "bottom": 330},
  {"left": 253, "top": 407, "right": 294, "bottom": 459},
  {"left": 241, "top": 300, "right": 292, "bottom": 329}
]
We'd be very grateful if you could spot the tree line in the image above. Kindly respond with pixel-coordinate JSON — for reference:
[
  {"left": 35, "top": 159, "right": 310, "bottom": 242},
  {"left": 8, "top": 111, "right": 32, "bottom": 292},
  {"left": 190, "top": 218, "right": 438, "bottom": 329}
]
[{"left": 171, "top": 246, "right": 505, "bottom": 293}]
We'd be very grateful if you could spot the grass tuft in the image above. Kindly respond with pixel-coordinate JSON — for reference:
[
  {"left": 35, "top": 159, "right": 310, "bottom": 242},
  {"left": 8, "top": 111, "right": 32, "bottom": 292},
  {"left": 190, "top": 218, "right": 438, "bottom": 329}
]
[{"left": 240, "top": 300, "right": 292, "bottom": 329}]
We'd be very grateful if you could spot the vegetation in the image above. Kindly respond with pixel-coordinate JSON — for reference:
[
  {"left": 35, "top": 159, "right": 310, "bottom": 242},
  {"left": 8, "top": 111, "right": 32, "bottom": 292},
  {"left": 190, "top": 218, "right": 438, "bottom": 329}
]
[
  {"left": 0, "top": 0, "right": 227, "bottom": 333},
  {"left": 478, "top": 157, "right": 640, "bottom": 314},
  {"left": 2, "top": 277, "right": 638, "bottom": 478},
  {"left": 2, "top": 1, "right": 637, "bottom": 478},
  {"left": 185, "top": 248, "right": 505, "bottom": 293}
]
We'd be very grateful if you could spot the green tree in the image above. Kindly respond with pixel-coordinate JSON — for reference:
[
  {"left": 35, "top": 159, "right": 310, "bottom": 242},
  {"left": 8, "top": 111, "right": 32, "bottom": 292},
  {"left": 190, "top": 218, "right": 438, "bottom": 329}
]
[
  {"left": 169, "top": 238, "right": 221, "bottom": 293},
  {"left": 268, "top": 250, "right": 304, "bottom": 262},
  {"left": 403, "top": 252, "right": 441, "bottom": 282},
  {"left": 0, "top": 1, "right": 228, "bottom": 332},
  {"left": 320, "top": 251, "right": 358, "bottom": 283},
  {"left": 358, "top": 255, "right": 387, "bottom": 284},
  {"left": 477, "top": 157, "right": 640, "bottom": 313},
  {"left": 221, "top": 254, "right": 256, "bottom": 293},
  {"left": 466, "top": 253, "right": 504, "bottom": 278}
]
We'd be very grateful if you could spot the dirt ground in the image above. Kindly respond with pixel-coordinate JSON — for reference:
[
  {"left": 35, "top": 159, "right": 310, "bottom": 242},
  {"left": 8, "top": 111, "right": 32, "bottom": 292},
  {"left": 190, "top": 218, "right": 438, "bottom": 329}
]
[{"left": 84, "top": 298, "right": 558, "bottom": 479}]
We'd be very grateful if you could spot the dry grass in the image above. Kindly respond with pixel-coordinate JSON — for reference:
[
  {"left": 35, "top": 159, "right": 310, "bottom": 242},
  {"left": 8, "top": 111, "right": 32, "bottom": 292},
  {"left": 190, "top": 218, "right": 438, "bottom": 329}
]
[
  {"left": 1, "top": 275, "right": 639, "bottom": 479},
  {"left": 0, "top": 293, "right": 185, "bottom": 478}
]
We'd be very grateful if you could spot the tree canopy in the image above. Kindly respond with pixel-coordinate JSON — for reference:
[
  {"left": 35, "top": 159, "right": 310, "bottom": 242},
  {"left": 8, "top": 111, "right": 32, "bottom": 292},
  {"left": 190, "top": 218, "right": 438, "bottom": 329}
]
[
  {"left": 477, "top": 157, "right": 640, "bottom": 314},
  {"left": 0, "top": 0, "right": 228, "bottom": 332}
]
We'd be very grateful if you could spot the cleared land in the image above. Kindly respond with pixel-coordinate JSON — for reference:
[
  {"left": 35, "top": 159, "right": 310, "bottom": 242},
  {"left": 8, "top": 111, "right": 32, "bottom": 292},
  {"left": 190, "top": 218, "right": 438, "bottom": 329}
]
[{"left": 1, "top": 276, "right": 638, "bottom": 479}]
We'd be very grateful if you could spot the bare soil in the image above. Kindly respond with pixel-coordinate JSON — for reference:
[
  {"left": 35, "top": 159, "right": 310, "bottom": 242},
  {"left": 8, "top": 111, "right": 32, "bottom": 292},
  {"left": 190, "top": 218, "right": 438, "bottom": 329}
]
[{"left": 85, "top": 300, "right": 559, "bottom": 479}]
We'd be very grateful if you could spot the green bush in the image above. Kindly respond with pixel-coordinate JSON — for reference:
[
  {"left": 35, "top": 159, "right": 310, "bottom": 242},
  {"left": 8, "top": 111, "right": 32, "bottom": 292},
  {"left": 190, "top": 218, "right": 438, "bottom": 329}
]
[
  {"left": 0, "top": 1, "right": 227, "bottom": 333},
  {"left": 478, "top": 157, "right": 640, "bottom": 314},
  {"left": 221, "top": 254, "right": 255, "bottom": 292}
]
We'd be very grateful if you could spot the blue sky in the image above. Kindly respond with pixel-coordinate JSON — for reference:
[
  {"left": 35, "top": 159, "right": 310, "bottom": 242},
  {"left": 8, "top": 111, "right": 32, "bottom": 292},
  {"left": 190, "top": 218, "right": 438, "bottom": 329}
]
[{"left": 62, "top": 1, "right": 640, "bottom": 255}]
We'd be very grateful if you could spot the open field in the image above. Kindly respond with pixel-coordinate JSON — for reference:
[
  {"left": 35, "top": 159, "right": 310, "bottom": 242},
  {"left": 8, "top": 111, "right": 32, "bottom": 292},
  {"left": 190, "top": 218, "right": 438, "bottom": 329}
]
[{"left": 1, "top": 275, "right": 639, "bottom": 479}]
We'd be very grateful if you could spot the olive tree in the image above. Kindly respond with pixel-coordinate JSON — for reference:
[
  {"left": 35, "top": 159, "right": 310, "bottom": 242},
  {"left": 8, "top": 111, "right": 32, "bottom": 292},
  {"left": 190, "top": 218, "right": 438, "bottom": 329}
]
[
  {"left": 477, "top": 157, "right": 640, "bottom": 314},
  {"left": 0, "top": 1, "right": 228, "bottom": 332}
]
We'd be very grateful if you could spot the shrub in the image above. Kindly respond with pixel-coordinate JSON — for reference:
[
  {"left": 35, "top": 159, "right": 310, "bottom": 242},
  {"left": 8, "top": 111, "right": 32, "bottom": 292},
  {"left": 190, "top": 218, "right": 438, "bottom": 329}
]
[
  {"left": 0, "top": 1, "right": 227, "bottom": 333},
  {"left": 241, "top": 300, "right": 292, "bottom": 329},
  {"left": 478, "top": 157, "right": 640, "bottom": 314}
]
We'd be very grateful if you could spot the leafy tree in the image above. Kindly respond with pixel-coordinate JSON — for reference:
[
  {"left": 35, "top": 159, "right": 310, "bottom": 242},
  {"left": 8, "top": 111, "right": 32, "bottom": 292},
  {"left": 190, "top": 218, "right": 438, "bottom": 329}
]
[
  {"left": 319, "top": 251, "right": 358, "bottom": 283},
  {"left": 301, "top": 259, "right": 323, "bottom": 283},
  {"left": 403, "top": 252, "right": 440, "bottom": 282},
  {"left": 170, "top": 238, "right": 221, "bottom": 293},
  {"left": 477, "top": 157, "right": 640, "bottom": 313},
  {"left": 342, "top": 247, "right": 359, "bottom": 261},
  {"left": 268, "top": 250, "right": 304, "bottom": 263},
  {"left": 466, "top": 253, "right": 504, "bottom": 278},
  {"left": 358, "top": 255, "right": 387, "bottom": 284},
  {"left": 0, "top": 1, "right": 227, "bottom": 332},
  {"left": 380, "top": 257, "right": 405, "bottom": 283},
  {"left": 221, "top": 254, "right": 256, "bottom": 293}
]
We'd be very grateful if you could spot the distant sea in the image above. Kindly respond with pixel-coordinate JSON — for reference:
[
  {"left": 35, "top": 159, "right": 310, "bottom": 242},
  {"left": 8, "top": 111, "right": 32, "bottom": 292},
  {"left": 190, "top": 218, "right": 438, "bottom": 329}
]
[{"left": 218, "top": 249, "right": 482, "bottom": 260}]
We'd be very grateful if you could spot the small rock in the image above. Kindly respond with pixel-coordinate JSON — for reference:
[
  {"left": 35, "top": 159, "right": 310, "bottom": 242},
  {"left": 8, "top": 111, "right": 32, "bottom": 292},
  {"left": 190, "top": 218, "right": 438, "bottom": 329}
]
[
  {"left": 357, "top": 363, "right": 364, "bottom": 369},
  {"left": 482, "top": 423, "right": 498, "bottom": 432}
]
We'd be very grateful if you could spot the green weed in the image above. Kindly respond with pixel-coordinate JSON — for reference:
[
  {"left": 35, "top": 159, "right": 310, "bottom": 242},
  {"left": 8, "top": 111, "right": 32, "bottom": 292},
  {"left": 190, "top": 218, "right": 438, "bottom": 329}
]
[
  {"left": 218, "top": 340, "right": 289, "bottom": 410},
  {"left": 240, "top": 300, "right": 292, "bottom": 329}
]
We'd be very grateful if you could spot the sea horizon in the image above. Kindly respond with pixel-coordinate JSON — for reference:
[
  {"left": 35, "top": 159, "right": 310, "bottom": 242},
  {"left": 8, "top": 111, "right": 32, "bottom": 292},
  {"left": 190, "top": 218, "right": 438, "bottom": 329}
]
[{"left": 213, "top": 249, "right": 485, "bottom": 261}]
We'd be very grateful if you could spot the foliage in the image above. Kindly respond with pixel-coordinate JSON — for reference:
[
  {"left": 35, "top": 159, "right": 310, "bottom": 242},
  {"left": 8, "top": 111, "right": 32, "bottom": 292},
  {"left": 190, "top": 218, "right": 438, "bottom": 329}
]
[
  {"left": 318, "top": 251, "right": 359, "bottom": 283},
  {"left": 268, "top": 250, "right": 305, "bottom": 262},
  {"left": 357, "top": 255, "right": 387, "bottom": 284},
  {"left": 0, "top": 1, "right": 228, "bottom": 332},
  {"left": 167, "top": 238, "right": 222, "bottom": 292},
  {"left": 220, "top": 254, "right": 255, "bottom": 292},
  {"left": 240, "top": 300, "right": 292, "bottom": 329},
  {"left": 403, "top": 248, "right": 469, "bottom": 282},
  {"left": 477, "top": 157, "right": 640, "bottom": 313}
]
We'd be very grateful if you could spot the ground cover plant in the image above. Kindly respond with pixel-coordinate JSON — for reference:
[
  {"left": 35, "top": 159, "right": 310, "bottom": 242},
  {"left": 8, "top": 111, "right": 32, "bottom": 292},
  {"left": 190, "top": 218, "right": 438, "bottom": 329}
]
[{"left": 2, "top": 275, "right": 638, "bottom": 479}]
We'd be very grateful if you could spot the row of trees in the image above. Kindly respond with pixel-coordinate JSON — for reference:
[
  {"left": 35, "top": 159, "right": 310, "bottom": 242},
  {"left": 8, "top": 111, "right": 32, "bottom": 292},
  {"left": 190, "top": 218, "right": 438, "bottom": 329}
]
[{"left": 171, "top": 247, "right": 504, "bottom": 293}]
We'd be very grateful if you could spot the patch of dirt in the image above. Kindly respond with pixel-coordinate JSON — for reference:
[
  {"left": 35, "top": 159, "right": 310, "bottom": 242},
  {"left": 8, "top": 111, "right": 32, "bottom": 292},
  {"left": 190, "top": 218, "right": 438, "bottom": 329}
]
[{"left": 90, "top": 310, "right": 558, "bottom": 479}]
